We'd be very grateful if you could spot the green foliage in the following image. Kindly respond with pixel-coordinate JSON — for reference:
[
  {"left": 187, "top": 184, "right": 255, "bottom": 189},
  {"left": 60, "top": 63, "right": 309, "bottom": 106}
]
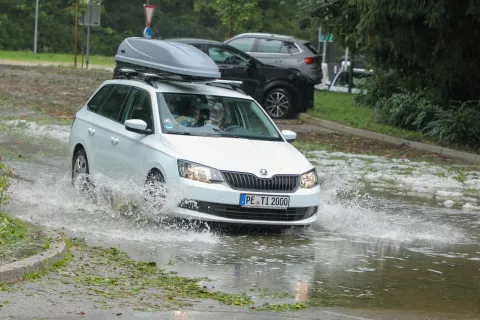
[
  {"left": 0, "top": 0, "right": 317, "bottom": 55},
  {"left": 424, "top": 100, "right": 480, "bottom": 148},
  {"left": 355, "top": 70, "right": 403, "bottom": 107},
  {"left": 0, "top": 163, "right": 12, "bottom": 207},
  {"left": 308, "top": 91, "right": 429, "bottom": 143},
  {"left": 0, "top": 212, "right": 27, "bottom": 247},
  {"left": 373, "top": 91, "right": 439, "bottom": 131},
  {"left": 67, "top": 242, "right": 255, "bottom": 307},
  {"left": 194, "top": 0, "right": 258, "bottom": 38},
  {"left": 256, "top": 302, "right": 308, "bottom": 312}
]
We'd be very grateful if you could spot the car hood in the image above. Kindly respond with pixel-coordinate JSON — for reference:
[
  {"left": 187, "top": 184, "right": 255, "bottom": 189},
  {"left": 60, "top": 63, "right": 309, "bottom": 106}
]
[{"left": 160, "top": 135, "right": 313, "bottom": 176}]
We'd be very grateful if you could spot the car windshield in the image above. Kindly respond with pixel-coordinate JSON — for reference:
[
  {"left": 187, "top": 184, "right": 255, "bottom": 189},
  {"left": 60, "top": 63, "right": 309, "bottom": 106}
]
[{"left": 157, "top": 93, "right": 282, "bottom": 141}]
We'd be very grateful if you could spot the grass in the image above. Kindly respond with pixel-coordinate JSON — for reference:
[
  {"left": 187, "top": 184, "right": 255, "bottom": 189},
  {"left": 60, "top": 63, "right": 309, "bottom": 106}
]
[
  {"left": 59, "top": 241, "right": 255, "bottom": 309},
  {"left": 0, "top": 212, "right": 51, "bottom": 265},
  {"left": 309, "top": 91, "right": 434, "bottom": 143},
  {"left": 0, "top": 50, "right": 114, "bottom": 67}
]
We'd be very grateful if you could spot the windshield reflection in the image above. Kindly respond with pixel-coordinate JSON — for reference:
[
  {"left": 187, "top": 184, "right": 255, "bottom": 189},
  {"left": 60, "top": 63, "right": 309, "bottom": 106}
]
[{"left": 157, "top": 93, "right": 282, "bottom": 141}]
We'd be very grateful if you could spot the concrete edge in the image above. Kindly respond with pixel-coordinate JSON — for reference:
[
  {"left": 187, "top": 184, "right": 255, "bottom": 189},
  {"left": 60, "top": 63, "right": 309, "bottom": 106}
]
[
  {"left": 0, "top": 239, "right": 67, "bottom": 284},
  {"left": 298, "top": 113, "right": 480, "bottom": 164},
  {"left": 0, "top": 59, "right": 113, "bottom": 72}
]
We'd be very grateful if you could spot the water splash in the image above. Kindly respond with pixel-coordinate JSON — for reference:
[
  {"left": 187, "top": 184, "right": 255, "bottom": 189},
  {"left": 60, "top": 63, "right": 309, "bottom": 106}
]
[
  {"left": 8, "top": 172, "right": 219, "bottom": 245},
  {"left": 314, "top": 173, "right": 473, "bottom": 244}
]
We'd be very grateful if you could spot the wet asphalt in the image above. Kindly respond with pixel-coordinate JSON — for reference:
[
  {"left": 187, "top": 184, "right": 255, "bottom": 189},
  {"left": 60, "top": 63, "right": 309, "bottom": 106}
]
[{"left": 1, "top": 125, "right": 480, "bottom": 320}]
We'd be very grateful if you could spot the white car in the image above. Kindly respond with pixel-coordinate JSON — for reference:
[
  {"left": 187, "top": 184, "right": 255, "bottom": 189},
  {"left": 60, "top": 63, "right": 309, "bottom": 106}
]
[
  {"left": 67, "top": 75, "right": 320, "bottom": 227},
  {"left": 68, "top": 37, "right": 320, "bottom": 227}
]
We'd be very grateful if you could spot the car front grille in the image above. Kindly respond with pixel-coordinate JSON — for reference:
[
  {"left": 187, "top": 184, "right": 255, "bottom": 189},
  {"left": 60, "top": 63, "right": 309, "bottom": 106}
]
[
  {"left": 179, "top": 200, "right": 317, "bottom": 222},
  {"left": 222, "top": 172, "right": 299, "bottom": 192}
]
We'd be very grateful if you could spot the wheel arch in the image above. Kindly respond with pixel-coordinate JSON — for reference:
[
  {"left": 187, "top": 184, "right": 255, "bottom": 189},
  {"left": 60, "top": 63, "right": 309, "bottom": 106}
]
[{"left": 146, "top": 167, "right": 165, "bottom": 183}]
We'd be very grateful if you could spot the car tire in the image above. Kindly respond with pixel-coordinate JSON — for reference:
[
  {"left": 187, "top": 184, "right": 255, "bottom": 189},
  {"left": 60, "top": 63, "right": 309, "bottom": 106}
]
[
  {"left": 143, "top": 170, "right": 167, "bottom": 209},
  {"left": 263, "top": 88, "right": 294, "bottom": 119},
  {"left": 71, "top": 148, "right": 94, "bottom": 193}
]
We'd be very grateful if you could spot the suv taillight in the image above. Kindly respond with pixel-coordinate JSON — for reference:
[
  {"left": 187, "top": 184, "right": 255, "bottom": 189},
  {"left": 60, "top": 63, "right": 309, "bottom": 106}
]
[{"left": 304, "top": 57, "right": 315, "bottom": 65}]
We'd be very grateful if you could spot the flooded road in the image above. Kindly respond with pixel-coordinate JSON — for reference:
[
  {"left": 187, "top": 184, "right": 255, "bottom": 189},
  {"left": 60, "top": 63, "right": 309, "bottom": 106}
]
[{"left": 6, "top": 155, "right": 480, "bottom": 319}]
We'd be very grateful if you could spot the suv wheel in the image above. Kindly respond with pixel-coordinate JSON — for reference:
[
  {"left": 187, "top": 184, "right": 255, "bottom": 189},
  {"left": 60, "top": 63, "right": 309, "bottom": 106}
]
[
  {"left": 72, "top": 149, "right": 94, "bottom": 192},
  {"left": 264, "top": 88, "right": 293, "bottom": 119}
]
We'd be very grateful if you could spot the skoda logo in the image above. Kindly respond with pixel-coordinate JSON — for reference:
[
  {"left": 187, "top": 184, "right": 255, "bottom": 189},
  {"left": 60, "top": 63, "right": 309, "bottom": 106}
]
[{"left": 260, "top": 169, "right": 268, "bottom": 176}]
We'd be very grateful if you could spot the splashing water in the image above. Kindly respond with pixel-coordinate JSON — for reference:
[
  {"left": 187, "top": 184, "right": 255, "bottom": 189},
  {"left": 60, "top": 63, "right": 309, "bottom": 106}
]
[
  {"left": 313, "top": 173, "right": 473, "bottom": 244},
  {"left": 9, "top": 171, "right": 219, "bottom": 245}
]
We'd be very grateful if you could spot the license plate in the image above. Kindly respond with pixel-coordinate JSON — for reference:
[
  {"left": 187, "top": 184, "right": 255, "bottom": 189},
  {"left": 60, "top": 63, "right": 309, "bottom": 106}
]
[{"left": 240, "top": 194, "right": 290, "bottom": 209}]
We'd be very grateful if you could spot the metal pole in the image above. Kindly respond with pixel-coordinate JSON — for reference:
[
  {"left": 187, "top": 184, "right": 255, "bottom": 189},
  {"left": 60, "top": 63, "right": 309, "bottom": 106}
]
[
  {"left": 74, "top": 2, "right": 79, "bottom": 67},
  {"left": 317, "top": 27, "right": 321, "bottom": 53},
  {"left": 322, "top": 35, "right": 327, "bottom": 64},
  {"left": 86, "top": 0, "right": 91, "bottom": 70},
  {"left": 34, "top": 0, "right": 39, "bottom": 54},
  {"left": 344, "top": 46, "right": 349, "bottom": 72}
]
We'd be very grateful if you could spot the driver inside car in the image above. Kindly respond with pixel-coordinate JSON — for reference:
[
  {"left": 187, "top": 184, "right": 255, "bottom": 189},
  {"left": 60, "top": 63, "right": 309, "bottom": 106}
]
[{"left": 207, "top": 103, "right": 225, "bottom": 127}]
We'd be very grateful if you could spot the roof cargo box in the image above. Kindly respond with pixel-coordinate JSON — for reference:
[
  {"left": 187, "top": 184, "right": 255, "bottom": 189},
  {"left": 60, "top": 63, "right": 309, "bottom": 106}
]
[{"left": 114, "top": 37, "right": 221, "bottom": 80}]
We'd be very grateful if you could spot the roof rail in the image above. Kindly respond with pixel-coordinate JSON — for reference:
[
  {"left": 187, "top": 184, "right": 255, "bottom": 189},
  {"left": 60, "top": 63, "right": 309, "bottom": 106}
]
[
  {"left": 115, "top": 68, "right": 245, "bottom": 93},
  {"left": 235, "top": 32, "right": 295, "bottom": 39}
]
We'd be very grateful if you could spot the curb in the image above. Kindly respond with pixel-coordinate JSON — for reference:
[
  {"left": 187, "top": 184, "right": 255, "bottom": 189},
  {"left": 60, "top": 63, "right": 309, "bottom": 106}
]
[
  {"left": 0, "top": 59, "right": 113, "bottom": 72},
  {"left": 0, "top": 239, "right": 67, "bottom": 284},
  {"left": 298, "top": 113, "right": 480, "bottom": 164}
]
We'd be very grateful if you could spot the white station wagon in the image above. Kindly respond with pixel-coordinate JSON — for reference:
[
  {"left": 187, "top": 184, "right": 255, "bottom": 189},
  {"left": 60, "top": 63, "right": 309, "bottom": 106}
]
[{"left": 68, "top": 37, "right": 320, "bottom": 227}]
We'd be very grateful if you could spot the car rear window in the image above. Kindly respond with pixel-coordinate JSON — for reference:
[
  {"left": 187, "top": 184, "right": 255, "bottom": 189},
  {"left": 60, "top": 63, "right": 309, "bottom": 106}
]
[
  {"left": 304, "top": 42, "right": 319, "bottom": 55},
  {"left": 280, "top": 41, "right": 300, "bottom": 54}
]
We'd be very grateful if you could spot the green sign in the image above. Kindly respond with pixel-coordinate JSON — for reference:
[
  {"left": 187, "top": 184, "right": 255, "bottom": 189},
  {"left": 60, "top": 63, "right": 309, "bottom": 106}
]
[{"left": 320, "top": 34, "right": 333, "bottom": 42}]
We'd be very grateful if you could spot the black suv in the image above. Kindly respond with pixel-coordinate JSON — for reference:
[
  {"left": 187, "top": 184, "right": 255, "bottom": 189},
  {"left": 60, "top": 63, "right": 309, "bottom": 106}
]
[{"left": 167, "top": 39, "right": 314, "bottom": 119}]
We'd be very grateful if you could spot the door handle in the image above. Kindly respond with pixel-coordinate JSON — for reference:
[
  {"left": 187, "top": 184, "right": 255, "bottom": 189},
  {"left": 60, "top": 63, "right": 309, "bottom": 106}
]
[
  {"left": 111, "top": 137, "right": 119, "bottom": 144},
  {"left": 88, "top": 128, "right": 95, "bottom": 135}
]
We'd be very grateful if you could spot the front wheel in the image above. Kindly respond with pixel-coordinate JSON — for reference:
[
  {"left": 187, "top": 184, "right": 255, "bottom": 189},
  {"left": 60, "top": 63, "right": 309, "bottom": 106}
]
[
  {"left": 143, "top": 170, "right": 167, "bottom": 210},
  {"left": 263, "top": 88, "right": 294, "bottom": 119},
  {"left": 71, "top": 149, "right": 94, "bottom": 193}
]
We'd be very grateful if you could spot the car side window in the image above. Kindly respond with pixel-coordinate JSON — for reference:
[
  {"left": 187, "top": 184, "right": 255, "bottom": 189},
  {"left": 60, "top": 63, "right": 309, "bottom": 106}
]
[
  {"left": 98, "top": 85, "right": 131, "bottom": 121},
  {"left": 87, "top": 85, "right": 113, "bottom": 113},
  {"left": 228, "top": 38, "right": 255, "bottom": 52},
  {"left": 280, "top": 41, "right": 300, "bottom": 54},
  {"left": 257, "top": 39, "right": 283, "bottom": 53},
  {"left": 208, "top": 47, "right": 247, "bottom": 66},
  {"left": 123, "top": 88, "right": 154, "bottom": 131}
]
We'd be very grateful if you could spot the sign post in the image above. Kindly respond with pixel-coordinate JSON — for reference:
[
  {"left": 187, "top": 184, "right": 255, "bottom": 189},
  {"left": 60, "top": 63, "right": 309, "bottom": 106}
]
[
  {"left": 143, "top": 4, "right": 155, "bottom": 39},
  {"left": 79, "top": 0, "right": 101, "bottom": 69},
  {"left": 34, "top": 0, "right": 39, "bottom": 54}
]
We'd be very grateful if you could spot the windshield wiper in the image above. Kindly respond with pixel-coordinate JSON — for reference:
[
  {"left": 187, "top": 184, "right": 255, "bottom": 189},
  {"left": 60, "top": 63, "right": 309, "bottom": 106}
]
[{"left": 166, "top": 131, "right": 192, "bottom": 136}]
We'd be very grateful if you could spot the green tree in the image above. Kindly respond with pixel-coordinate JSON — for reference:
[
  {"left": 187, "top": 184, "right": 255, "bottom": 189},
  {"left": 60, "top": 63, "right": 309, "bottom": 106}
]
[
  {"left": 299, "top": 0, "right": 480, "bottom": 103},
  {"left": 194, "top": 0, "right": 258, "bottom": 39}
]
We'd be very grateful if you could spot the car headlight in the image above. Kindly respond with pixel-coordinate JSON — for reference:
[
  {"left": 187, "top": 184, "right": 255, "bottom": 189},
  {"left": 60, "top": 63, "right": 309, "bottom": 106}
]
[
  {"left": 178, "top": 160, "right": 224, "bottom": 183},
  {"left": 300, "top": 168, "right": 318, "bottom": 189}
]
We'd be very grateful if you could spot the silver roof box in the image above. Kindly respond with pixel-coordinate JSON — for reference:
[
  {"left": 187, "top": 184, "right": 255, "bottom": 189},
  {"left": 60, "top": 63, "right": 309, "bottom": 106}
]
[{"left": 115, "top": 37, "right": 221, "bottom": 80}]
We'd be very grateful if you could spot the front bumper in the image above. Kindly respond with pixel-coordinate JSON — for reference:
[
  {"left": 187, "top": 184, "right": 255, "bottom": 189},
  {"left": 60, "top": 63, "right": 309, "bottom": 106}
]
[{"left": 165, "top": 177, "right": 321, "bottom": 226}]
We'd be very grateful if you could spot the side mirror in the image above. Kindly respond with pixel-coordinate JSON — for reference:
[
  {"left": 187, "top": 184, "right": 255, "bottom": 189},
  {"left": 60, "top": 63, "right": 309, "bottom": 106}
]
[
  {"left": 282, "top": 130, "right": 297, "bottom": 143},
  {"left": 125, "top": 119, "right": 152, "bottom": 135},
  {"left": 245, "top": 59, "right": 256, "bottom": 72}
]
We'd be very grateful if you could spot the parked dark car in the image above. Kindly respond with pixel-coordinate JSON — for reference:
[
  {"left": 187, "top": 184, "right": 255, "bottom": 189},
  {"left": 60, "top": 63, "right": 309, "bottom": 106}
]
[
  {"left": 166, "top": 38, "right": 314, "bottom": 119},
  {"left": 225, "top": 33, "right": 323, "bottom": 85}
]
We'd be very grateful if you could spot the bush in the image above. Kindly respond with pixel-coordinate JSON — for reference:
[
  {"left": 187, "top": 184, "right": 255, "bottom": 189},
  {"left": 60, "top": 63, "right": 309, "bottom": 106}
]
[
  {"left": 0, "top": 163, "right": 13, "bottom": 207},
  {"left": 424, "top": 100, "right": 480, "bottom": 148},
  {"left": 373, "top": 91, "right": 439, "bottom": 131},
  {"left": 355, "top": 70, "right": 403, "bottom": 107}
]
